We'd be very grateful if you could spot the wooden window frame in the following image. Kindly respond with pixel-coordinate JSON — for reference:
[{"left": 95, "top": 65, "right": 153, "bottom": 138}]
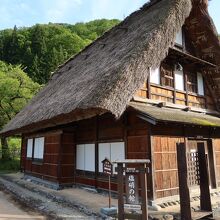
[
  {"left": 160, "top": 63, "right": 174, "bottom": 89},
  {"left": 186, "top": 71, "right": 198, "bottom": 94}
]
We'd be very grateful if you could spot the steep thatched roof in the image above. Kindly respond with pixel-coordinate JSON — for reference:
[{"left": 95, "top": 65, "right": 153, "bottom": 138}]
[
  {"left": 1, "top": 0, "right": 219, "bottom": 136},
  {"left": 185, "top": 0, "right": 220, "bottom": 105}
]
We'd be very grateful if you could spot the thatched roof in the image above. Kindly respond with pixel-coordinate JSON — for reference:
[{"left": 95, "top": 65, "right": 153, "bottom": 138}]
[
  {"left": 129, "top": 102, "right": 220, "bottom": 127},
  {"left": 1, "top": 0, "right": 220, "bottom": 136}
]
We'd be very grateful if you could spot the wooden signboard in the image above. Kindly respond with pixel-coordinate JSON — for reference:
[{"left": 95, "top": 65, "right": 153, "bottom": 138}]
[
  {"left": 102, "top": 158, "right": 113, "bottom": 175},
  {"left": 114, "top": 159, "right": 150, "bottom": 220},
  {"left": 102, "top": 158, "right": 113, "bottom": 208}
]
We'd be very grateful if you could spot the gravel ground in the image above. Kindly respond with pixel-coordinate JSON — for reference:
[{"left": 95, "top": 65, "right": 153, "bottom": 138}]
[
  {"left": 0, "top": 176, "right": 95, "bottom": 220},
  {"left": 0, "top": 190, "right": 45, "bottom": 220},
  {"left": 1, "top": 173, "right": 220, "bottom": 220}
]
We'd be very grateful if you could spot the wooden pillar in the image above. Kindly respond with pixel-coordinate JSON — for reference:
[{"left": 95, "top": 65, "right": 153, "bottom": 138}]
[
  {"left": 197, "top": 142, "right": 212, "bottom": 212},
  {"left": 57, "top": 133, "right": 63, "bottom": 181},
  {"left": 147, "top": 78, "right": 151, "bottom": 99},
  {"left": 207, "top": 139, "right": 217, "bottom": 189},
  {"left": 117, "top": 163, "right": 124, "bottom": 220},
  {"left": 20, "top": 136, "right": 25, "bottom": 172},
  {"left": 95, "top": 116, "right": 99, "bottom": 189},
  {"left": 149, "top": 132, "right": 156, "bottom": 202},
  {"left": 176, "top": 143, "right": 192, "bottom": 220},
  {"left": 140, "top": 163, "right": 148, "bottom": 220}
]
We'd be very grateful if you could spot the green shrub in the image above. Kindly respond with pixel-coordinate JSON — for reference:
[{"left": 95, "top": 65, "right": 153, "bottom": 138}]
[{"left": 0, "top": 158, "right": 20, "bottom": 172}]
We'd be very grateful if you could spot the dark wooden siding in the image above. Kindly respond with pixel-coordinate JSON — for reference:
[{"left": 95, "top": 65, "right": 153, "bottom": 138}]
[
  {"left": 23, "top": 131, "right": 62, "bottom": 183},
  {"left": 213, "top": 139, "right": 220, "bottom": 187},
  {"left": 59, "top": 132, "right": 75, "bottom": 183}
]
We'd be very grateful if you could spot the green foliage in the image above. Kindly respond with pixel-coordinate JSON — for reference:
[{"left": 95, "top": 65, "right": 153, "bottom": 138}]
[
  {"left": 0, "top": 61, "right": 41, "bottom": 130},
  {"left": 0, "top": 19, "right": 120, "bottom": 84},
  {"left": 0, "top": 138, "right": 21, "bottom": 160},
  {"left": 0, "top": 158, "right": 20, "bottom": 172}
]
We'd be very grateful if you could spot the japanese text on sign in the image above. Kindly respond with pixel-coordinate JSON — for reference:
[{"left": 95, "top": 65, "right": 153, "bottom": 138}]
[
  {"left": 102, "top": 158, "right": 113, "bottom": 175},
  {"left": 126, "top": 174, "right": 139, "bottom": 204}
]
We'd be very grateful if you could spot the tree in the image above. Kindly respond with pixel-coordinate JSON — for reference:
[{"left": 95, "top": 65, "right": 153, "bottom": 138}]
[
  {"left": 0, "top": 61, "right": 41, "bottom": 159},
  {"left": 0, "top": 19, "right": 120, "bottom": 84}
]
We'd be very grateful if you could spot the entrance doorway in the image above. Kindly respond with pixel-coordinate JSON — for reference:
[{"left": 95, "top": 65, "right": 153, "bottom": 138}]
[{"left": 187, "top": 139, "right": 217, "bottom": 189}]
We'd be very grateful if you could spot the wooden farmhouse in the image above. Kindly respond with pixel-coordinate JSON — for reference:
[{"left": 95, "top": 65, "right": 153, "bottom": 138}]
[{"left": 1, "top": 0, "right": 220, "bottom": 204}]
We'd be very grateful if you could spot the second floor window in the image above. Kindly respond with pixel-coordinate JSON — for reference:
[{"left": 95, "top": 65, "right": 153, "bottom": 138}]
[
  {"left": 197, "top": 72, "right": 204, "bottom": 96},
  {"left": 161, "top": 63, "right": 174, "bottom": 88},
  {"left": 187, "top": 72, "right": 198, "bottom": 93},
  {"left": 150, "top": 62, "right": 205, "bottom": 96},
  {"left": 150, "top": 67, "right": 160, "bottom": 85},
  {"left": 175, "top": 28, "right": 184, "bottom": 47},
  {"left": 174, "top": 64, "right": 184, "bottom": 91}
]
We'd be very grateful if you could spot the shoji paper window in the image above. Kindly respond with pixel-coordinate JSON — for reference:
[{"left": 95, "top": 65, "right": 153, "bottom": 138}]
[
  {"left": 175, "top": 29, "right": 183, "bottom": 46},
  {"left": 76, "top": 144, "right": 95, "bottom": 172},
  {"left": 26, "top": 139, "right": 33, "bottom": 158},
  {"left": 98, "top": 142, "right": 125, "bottom": 173},
  {"left": 175, "top": 69, "right": 184, "bottom": 91},
  {"left": 34, "top": 137, "right": 45, "bottom": 159},
  {"left": 150, "top": 67, "right": 160, "bottom": 85},
  {"left": 197, "top": 72, "right": 204, "bottom": 96}
]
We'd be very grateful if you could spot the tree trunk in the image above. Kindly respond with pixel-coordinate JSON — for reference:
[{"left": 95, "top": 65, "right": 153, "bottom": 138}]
[{"left": 1, "top": 137, "right": 10, "bottom": 160}]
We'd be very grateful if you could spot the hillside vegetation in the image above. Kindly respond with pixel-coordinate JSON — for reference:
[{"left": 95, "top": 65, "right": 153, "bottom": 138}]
[{"left": 0, "top": 19, "right": 120, "bottom": 84}]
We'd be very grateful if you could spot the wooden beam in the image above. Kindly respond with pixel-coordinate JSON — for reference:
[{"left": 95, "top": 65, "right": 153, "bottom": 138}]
[
  {"left": 149, "top": 129, "right": 156, "bottom": 201},
  {"left": 95, "top": 116, "right": 99, "bottom": 189},
  {"left": 176, "top": 142, "right": 192, "bottom": 220},
  {"left": 184, "top": 70, "right": 189, "bottom": 106},
  {"left": 197, "top": 142, "right": 212, "bottom": 212},
  {"left": 170, "top": 47, "right": 217, "bottom": 68}
]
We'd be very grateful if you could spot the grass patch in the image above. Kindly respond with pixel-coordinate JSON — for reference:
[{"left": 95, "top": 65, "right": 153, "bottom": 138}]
[{"left": 0, "top": 159, "right": 20, "bottom": 173}]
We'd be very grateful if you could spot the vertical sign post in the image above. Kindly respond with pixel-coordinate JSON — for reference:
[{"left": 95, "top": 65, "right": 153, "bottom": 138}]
[
  {"left": 114, "top": 159, "right": 150, "bottom": 220},
  {"left": 102, "top": 158, "right": 113, "bottom": 208}
]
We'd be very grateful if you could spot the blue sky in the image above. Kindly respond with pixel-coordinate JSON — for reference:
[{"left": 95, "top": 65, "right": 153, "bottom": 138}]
[{"left": 0, "top": 0, "right": 219, "bottom": 32}]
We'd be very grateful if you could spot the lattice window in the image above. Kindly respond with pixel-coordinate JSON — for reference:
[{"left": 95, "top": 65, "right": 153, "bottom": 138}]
[
  {"left": 161, "top": 63, "right": 174, "bottom": 88},
  {"left": 187, "top": 152, "right": 200, "bottom": 186},
  {"left": 187, "top": 72, "right": 198, "bottom": 93}
]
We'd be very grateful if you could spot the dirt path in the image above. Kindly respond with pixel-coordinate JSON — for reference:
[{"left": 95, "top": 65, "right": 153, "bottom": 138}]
[
  {"left": 0, "top": 177, "right": 93, "bottom": 219},
  {"left": 0, "top": 190, "right": 45, "bottom": 220}
]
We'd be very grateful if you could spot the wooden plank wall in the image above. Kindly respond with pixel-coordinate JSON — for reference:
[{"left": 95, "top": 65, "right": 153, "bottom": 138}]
[
  {"left": 213, "top": 139, "right": 220, "bottom": 186},
  {"left": 23, "top": 132, "right": 61, "bottom": 183},
  {"left": 137, "top": 83, "right": 215, "bottom": 110},
  {"left": 153, "top": 136, "right": 184, "bottom": 198},
  {"left": 59, "top": 132, "right": 75, "bottom": 184}
]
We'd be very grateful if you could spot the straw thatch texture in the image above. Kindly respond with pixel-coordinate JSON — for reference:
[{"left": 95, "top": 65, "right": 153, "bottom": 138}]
[
  {"left": 185, "top": 0, "right": 220, "bottom": 105},
  {"left": 5, "top": 0, "right": 216, "bottom": 136},
  {"left": 1, "top": 0, "right": 193, "bottom": 136}
]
